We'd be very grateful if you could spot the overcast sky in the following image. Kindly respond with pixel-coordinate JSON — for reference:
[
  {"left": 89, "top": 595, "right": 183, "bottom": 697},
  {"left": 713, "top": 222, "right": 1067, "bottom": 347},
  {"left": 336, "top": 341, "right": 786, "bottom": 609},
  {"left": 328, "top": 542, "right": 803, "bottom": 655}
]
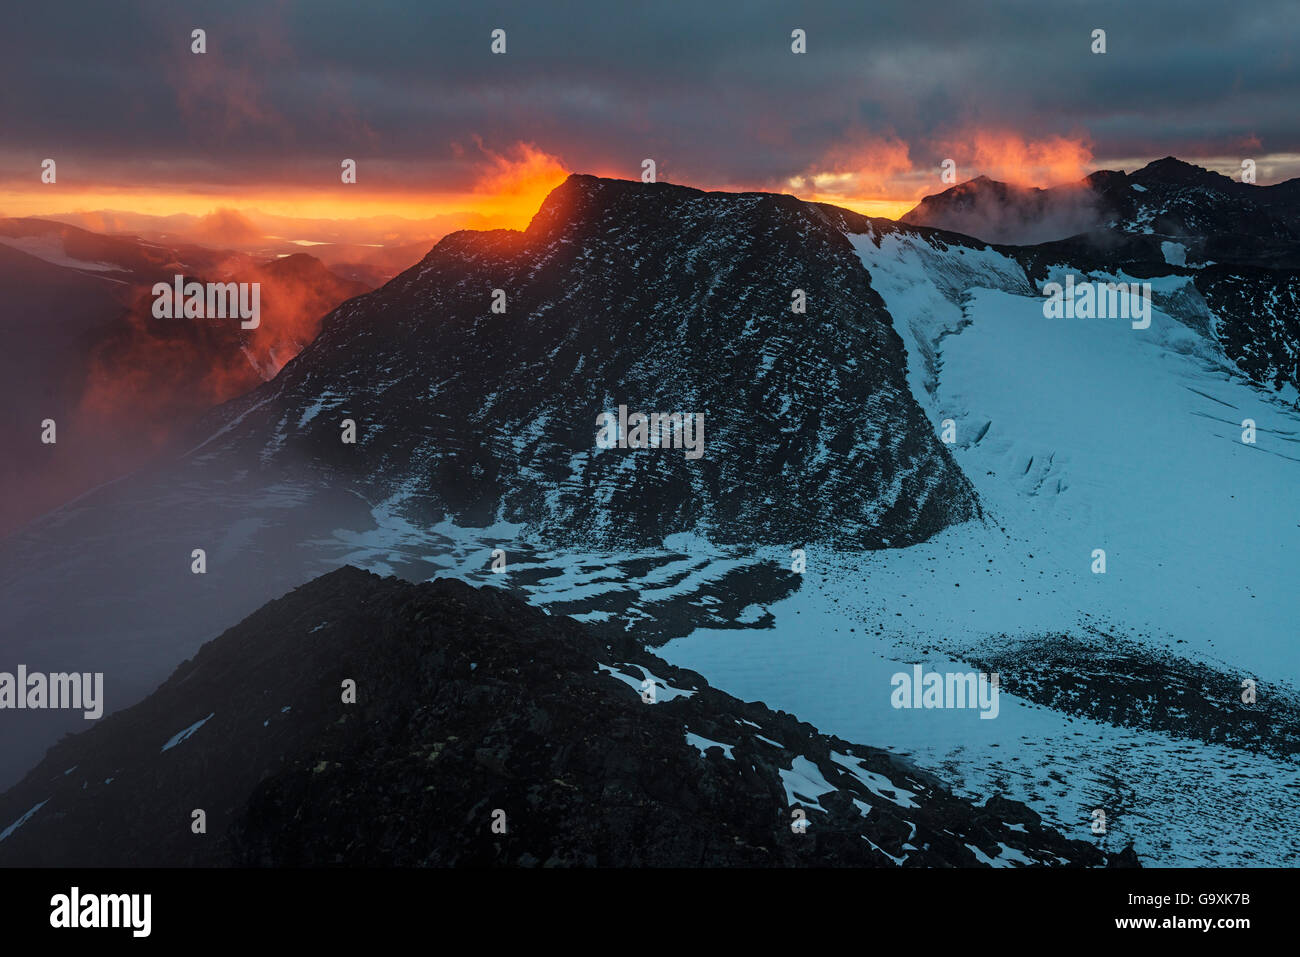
[{"left": 2, "top": 0, "right": 1297, "bottom": 215}]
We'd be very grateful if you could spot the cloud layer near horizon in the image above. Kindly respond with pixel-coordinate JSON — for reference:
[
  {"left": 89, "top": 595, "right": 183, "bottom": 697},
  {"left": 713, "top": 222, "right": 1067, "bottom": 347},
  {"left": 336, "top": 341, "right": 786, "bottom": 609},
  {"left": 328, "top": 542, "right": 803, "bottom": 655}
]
[{"left": 2, "top": 0, "right": 1297, "bottom": 213}]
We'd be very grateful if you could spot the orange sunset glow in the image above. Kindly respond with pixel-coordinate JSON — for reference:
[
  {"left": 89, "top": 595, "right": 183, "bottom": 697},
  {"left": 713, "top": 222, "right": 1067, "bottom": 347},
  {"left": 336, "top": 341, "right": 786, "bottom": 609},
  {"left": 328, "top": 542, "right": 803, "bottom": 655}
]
[
  {"left": 0, "top": 130, "right": 1113, "bottom": 258},
  {"left": 931, "top": 130, "right": 1095, "bottom": 187},
  {"left": 1, "top": 134, "right": 1107, "bottom": 253},
  {"left": 0, "top": 143, "right": 575, "bottom": 239}
]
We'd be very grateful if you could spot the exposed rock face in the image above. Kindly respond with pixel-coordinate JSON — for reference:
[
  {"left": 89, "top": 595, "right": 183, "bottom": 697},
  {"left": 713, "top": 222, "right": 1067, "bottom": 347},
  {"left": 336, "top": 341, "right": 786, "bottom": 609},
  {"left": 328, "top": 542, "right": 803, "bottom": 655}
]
[
  {"left": 0, "top": 567, "right": 1130, "bottom": 868},
  {"left": 195, "top": 174, "right": 980, "bottom": 550},
  {"left": 903, "top": 157, "right": 1300, "bottom": 249},
  {"left": 1195, "top": 269, "right": 1300, "bottom": 396}
]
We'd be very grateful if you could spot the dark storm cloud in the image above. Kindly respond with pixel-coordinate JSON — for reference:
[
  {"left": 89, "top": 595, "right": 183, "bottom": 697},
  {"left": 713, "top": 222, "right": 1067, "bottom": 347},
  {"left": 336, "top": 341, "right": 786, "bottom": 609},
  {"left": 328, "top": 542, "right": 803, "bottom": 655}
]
[{"left": 1, "top": 0, "right": 1297, "bottom": 189}]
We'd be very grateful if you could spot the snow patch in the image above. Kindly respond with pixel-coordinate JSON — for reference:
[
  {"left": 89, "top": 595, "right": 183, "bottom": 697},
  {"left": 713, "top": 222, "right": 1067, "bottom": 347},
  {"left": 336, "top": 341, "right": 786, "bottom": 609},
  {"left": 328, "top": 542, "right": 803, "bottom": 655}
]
[
  {"left": 0, "top": 800, "right": 49, "bottom": 843},
  {"left": 161, "top": 713, "right": 215, "bottom": 752}
]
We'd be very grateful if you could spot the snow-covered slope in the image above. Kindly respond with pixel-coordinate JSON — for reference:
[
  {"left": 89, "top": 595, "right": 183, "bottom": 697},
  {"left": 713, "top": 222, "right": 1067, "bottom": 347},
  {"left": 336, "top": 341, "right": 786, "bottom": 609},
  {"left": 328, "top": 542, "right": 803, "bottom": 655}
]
[
  {"left": 848, "top": 226, "right": 1300, "bottom": 683},
  {"left": 660, "top": 224, "right": 1300, "bottom": 866},
  {"left": 902, "top": 159, "right": 1300, "bottom": 397}
]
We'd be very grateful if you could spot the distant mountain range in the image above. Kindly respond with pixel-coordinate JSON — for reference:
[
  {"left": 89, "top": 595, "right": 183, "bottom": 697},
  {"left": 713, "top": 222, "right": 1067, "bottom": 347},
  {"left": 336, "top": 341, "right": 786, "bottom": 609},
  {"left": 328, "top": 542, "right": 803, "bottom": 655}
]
[
  {"left": 37, "top": 207, "right": 455, "bottom": 289},
  {"left": 903, "top": 156, "right": 1300, "bottom": 253}
]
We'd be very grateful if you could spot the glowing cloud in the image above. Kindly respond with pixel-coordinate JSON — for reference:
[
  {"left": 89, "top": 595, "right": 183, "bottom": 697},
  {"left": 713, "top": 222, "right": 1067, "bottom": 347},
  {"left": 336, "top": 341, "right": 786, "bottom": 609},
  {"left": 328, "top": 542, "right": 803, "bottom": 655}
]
[
  {"left": 463, "top": 140, "right": 573, "bottom": 227},
  {"left": 784, "top": 135, "right": 918, "bottom": 219},
  {"left": 931, "top": 130, "right": 1095, "bottom": 188}
]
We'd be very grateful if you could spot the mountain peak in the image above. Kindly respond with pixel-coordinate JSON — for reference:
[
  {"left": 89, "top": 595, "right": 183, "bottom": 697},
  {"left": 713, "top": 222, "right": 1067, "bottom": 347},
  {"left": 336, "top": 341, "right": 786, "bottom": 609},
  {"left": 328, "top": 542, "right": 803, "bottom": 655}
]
[
  {"left": 261, "top": 251, "right": 327, "bottom": 272},
  {"left": 1130, "top": 156, "right": 1231, "bottom": 189},
  {"left": 1145, "top": 155, "right": 1198, "bottom": 170},
  {"left": 193, "top": 165, "right": 979, "bottom": 552},
  {"left": 526, "top": 173, "right": 783, "bottom": 242},
  {"left": 526, "top": 173, "right": 628, "bottom": 237}
]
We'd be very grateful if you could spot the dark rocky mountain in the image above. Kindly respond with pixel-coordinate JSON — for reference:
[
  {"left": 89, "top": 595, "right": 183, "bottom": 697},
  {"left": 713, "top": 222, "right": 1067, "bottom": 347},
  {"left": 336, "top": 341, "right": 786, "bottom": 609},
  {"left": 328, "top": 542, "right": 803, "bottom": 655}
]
[
  {"left": 0, "top": 567, "right": 1135, "bottom": 867},
  {"left": 192, "top": 174, "right": 979, "bottom": 550},
  {"left": 901, "top": 175, "right": 1104, "bottom": 246},
  {"left": 904, "top": 157, "right": 1300, "bottom": 252},
  {"left": 1116, "top": 158, "right": 1300, "bottom": 239},
  {"left": 1194, "top": 267, "right": 1300, "bottom": 394}
]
